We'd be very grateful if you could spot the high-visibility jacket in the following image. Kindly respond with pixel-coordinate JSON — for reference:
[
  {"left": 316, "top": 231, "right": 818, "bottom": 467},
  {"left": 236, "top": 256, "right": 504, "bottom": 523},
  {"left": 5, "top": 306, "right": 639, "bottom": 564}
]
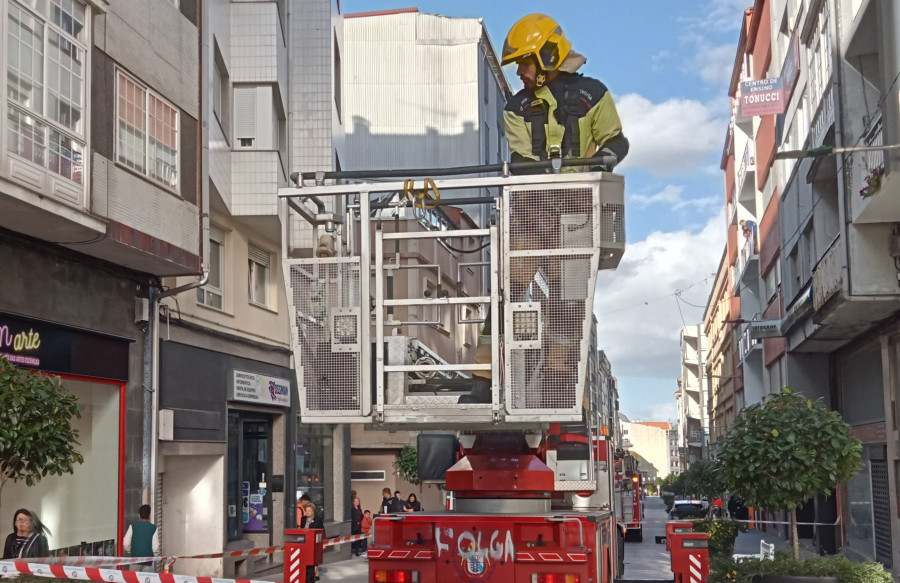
[{"left": 504, "top": 70, "right": 629, "bottom": 168}]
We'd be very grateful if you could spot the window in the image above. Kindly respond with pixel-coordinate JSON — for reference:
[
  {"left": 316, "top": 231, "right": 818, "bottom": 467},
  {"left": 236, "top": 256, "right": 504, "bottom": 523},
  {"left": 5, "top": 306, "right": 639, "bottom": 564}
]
[
  {"left": 116, "top": 71, "right": 179, "bottom": 189},
  {"left": 233, "top": 85, "right": 283, "bottom": 152},
  {"left": 333, "top": 33, "right": 342, "bottom": 121},
  {"left": 6, "top": 0, "right": 87, "bottom": 184},
  {"left": 213, "top": 43, "right": 230, "bottom": 140},
  {"left": 198, "top": 227, "right": 224, "bottom": 309},
  {"left": 248, "top": 244, "right": 270, "bottom": 307},
  {"left": 350, "top": 471, "right": 385, "bottom": 481}
]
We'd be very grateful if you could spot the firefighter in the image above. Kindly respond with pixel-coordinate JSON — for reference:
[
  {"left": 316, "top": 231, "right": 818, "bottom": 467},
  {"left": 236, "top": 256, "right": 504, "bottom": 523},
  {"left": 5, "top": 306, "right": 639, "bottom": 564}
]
[{"left": 501, "top": 14, "right": 629, "bottom": 171}]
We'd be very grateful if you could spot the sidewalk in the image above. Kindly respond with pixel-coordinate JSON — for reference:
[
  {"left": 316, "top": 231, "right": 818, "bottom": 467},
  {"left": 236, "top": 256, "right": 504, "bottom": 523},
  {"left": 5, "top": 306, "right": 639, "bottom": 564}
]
[{"left": 734, "top": 523, "right": 818, "bottom": 558}]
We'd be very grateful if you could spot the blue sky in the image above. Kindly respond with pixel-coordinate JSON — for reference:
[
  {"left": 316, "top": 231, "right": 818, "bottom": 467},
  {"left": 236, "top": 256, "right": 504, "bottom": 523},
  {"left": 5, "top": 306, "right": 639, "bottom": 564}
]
[{"left": 344, "top": 0, "right": 750, "bottom": 422}]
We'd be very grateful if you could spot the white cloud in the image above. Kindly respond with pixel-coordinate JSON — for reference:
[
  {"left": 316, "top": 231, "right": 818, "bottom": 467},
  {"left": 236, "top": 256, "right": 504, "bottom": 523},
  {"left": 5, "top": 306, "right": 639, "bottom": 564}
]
[
  {"left": 593, "top": 210, "right": 724, "bottom": 383},
  {"left": 680, "top": 0, "right": 750, "bottom": 33},
  {"left": 630, "top": 184, "right": 721, "bottom": 212},
  {"left": 616, "top": 94, "right": 727, "bottom": 174},
  {"left": 697, "top": 44, "right": 737, "bottom": 88}
]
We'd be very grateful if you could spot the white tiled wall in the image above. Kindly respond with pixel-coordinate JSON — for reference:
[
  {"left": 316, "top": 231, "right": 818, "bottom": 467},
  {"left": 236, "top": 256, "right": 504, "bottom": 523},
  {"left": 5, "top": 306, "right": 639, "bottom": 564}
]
[
  {"left": 232, "top": 151, "right": 282, "bottom": 215},
  {"left": 231, "top": 3, "right": 282, "bottom": 83},
  {"left": 288, "top": 0, "right": 343, "bottom": 252}
]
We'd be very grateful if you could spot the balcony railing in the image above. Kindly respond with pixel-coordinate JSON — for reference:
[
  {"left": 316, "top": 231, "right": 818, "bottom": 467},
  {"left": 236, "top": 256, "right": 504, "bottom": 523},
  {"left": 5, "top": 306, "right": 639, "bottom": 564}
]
[
  {"left": 810, "top": 85, "right": 834, "bottom": 150},
  {"left": 850, "top": 115, "right": 884, "bottom": 202},
  {"left": 739, "top": 323, "right": 762, "bottom": 361},
  {"left": 812, "top": 237, "right": 844, "bottom": 310},
  {"left": 737, "top": 140, "right": 755, "bottom": 199}
]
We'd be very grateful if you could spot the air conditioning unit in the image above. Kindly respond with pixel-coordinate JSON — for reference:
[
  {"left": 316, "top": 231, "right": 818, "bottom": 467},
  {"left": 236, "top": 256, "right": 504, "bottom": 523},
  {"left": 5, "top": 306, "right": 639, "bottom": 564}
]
[{"left": 749, "top": 319, "right": 782, "bottom": 339}]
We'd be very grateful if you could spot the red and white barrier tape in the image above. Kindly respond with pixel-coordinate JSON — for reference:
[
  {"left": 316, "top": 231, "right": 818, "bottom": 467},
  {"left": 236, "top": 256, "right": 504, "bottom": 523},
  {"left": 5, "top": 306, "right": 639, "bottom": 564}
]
[
  {"left": 25, "top": 546, "right": 286, "bottom": 568},
  {"left": 0, "top": 560, "right": 272, "bottom": 583},
  {"left": 642, "top": 517, "right": 841, "bottom": 527},
  {"left": 323, "top": 533, "right": 369, "bottom": 548},
  {"left": 20, "top": 533, "right": 373, "bottom": 570}
]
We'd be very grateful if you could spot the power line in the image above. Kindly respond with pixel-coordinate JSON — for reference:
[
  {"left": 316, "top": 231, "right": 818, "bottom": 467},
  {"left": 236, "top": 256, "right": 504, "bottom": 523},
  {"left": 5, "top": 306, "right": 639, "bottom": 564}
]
[
  {"left": 674, "top": 295, "right": 687, "bottom": 328},
  {"left": 598, "top": 273, "right": 715, "bottom": 315}
]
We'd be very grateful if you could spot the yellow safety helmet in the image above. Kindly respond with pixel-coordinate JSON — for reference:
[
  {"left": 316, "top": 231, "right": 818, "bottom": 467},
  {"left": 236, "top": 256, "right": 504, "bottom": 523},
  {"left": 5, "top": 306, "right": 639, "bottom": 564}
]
[{"left": 501, "top": 14, "right": 572, "bottom": 72}]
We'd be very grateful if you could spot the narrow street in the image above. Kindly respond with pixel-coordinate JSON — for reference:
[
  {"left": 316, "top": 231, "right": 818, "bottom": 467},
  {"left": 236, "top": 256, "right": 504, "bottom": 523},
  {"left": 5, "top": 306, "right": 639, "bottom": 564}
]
[{"left": 619, "top": 496, "right": 673, "bottom": 581}]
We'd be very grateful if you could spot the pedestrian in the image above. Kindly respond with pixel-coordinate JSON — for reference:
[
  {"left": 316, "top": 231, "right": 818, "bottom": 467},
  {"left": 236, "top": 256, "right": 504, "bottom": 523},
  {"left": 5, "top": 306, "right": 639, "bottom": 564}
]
[
  {"left": 123, "top": 504, "right": 160, "bottom": 571},
  {"left": 404, "top": 493, "right": 421, "bottom": 512},
  {"left": 299, "top": 503, "right": 323, "bottom": 529},
  {"left": 350, "top": 496, "right": 364, "bottom": 557},
  {"left": 296, "top": 494, "right": 311, "bottom": 527},
  {"left": 501, "top": 14, "right": 629, "bottom": 172},
  {"left": 2, "top": 509, "right": 49, "bottom": 559},
  {"left": 380, "top": 488, "right": 394, "bottom": 515},
  {"left": 299, "top": 503, "right": 323, "bottom": 581},
  {"left": 361, "top": 510, "right": 373, "bottom": 539}
]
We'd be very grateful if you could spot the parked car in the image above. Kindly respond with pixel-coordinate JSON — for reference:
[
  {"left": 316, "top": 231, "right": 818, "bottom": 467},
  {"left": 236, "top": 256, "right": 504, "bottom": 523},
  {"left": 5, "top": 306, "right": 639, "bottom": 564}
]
[{"left": 669, "top": 500, "right": 707, "bottom": 520}]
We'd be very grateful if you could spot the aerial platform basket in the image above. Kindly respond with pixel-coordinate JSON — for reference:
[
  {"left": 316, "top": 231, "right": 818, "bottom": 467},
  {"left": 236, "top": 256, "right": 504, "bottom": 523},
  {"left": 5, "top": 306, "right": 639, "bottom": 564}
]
[{"left": 280, "top": 171, "right": 625, "bottom": 427}]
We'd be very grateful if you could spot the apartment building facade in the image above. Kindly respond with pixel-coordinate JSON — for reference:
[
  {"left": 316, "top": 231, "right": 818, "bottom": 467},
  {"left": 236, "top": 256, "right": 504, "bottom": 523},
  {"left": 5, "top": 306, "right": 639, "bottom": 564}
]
[
  {"left": 155, "top": 0, "right": 350, "bottom": 577},
  {"left": 2, "top": 0, "right": 350, "bottom": 576},
  {"left": 0, "top": 0, "right": 201, "bottom": 560},
  {"left": 715, "top": 0, "right": 900, "bottom": 567},
  {"left": 676, "top": 324, "right": 708, "bottom": 465}
]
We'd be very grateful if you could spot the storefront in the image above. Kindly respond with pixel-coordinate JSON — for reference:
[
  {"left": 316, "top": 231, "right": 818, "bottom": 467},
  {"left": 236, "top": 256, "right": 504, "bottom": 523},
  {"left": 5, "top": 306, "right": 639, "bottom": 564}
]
[
  {"left": 0, "top": 311, "right": 132, "bottom": 557},
  {"left": 158, "top": 340, "right": 293, "bottom": 577}
]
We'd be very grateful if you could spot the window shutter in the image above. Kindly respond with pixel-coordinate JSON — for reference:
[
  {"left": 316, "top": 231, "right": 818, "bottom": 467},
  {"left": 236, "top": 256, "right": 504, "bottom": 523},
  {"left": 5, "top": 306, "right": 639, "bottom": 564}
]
[
  {"left": 249, "top": 245, "right": 270, "bottom": 267},
  {"left": 233, "top": 87, "right": 257, "bottom": 141}
]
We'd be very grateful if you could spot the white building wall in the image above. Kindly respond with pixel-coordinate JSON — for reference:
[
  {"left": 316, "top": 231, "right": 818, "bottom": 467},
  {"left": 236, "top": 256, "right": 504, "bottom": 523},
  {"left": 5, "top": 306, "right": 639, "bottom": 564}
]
[
  {"left": 344, "top": 12, "right": 504, "bottom": 171},
  {"left": 627, "top": 422, "right": 672, "bottom": 480}
]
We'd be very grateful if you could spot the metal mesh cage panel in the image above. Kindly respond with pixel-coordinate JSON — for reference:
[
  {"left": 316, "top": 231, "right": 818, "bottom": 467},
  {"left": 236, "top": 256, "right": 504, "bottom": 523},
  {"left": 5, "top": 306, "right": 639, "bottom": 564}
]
[
  {"left": 601, "top": 203, "right": 625, "bottom": 244},
  {"left": 505, "top": 184, "right": 598, "bottom": 414},
  {"left": 508, "top": 187, "right": 594, "bottom": 251},
  {"left": 286, "top": 259, "right": 362, "bottom": 414}
]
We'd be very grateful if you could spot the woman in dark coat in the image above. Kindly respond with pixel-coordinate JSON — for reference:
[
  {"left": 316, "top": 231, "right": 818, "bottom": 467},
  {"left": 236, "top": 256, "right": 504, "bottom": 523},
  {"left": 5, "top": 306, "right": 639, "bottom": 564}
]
[
  {"left": 2, "top": 509, "right": 50, "bottom": 559},
  {"left": 404, "top": 493, "right": 422, "bottom": 512},
  {"left": 350, "top": 496, "right": 364, "bottom": 556}
]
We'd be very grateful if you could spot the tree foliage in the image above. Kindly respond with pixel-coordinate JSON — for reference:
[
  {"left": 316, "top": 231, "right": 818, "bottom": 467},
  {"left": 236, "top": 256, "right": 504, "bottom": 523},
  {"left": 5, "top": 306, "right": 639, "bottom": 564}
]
[
  {"left": 717, "top": 388, "right": 861, "bottom": 511},
  {"left": 393, "top": 445, "right": 422, "bottom": 486},
  {"left": 681, "top": 458, "right": 727, "bottom": 503},
  {"left": 0, "top": 357, "right": 84, "bottom": 502}
]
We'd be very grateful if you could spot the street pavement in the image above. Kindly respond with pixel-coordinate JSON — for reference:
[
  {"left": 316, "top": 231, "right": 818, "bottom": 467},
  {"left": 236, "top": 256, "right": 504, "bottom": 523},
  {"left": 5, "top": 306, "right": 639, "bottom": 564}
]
[{"left": 619, "top": 495, "right": 673, "bottom": 580}]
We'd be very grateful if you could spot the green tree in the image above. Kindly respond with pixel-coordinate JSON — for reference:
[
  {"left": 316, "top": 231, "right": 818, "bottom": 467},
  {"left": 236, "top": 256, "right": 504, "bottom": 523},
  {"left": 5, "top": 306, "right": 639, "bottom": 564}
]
[
  {"left": 716, "top": 388, "right": 862, "bottom": 558},
  {"left": 393, "top": 445, "right": 422, "bottom": 486},
  {"left": 0, "top": 357, "right": 84, "bottom": 504},
  {"left": 681, "top": 458, "right": 727, "bottom": 512}
]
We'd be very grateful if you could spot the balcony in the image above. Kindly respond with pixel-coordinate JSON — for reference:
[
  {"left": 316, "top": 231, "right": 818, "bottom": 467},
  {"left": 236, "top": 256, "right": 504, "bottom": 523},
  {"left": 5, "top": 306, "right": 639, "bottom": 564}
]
[
  {"left": 850, "top": 114, "right": 900, "bottom": 224},
  {"left": 809, "top": 85, "right": 834, "bottom": 151},
  {"left": 792, "top": 236, "right": 900, "bottom": 351},
  {"left": 688, "top": 429, "right": 705, "bottom": 447},
  {"left": 812, "top": 237, "right": 844, "bottom": 311},
  {"left": 739, "top": 322, "right": 762, "bottom": 363},
  {"left": 737, "top": 140, "right": 756, "bottom": 206}
]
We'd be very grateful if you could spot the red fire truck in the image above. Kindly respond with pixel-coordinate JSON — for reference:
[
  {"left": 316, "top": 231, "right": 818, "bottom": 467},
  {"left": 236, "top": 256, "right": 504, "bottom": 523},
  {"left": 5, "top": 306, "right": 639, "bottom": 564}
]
[
  {"left": 281, "top": 162, "right": 627, "bottom": 582},
  {"left": 617, "top": 453, "right": 644, "bottom": 542}
]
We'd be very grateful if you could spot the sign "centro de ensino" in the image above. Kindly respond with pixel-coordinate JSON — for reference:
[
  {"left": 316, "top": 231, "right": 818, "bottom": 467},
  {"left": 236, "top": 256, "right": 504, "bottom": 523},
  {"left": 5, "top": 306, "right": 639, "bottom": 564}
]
[{"left": 740, "top": 77, "right": 785, "bottom": 117}]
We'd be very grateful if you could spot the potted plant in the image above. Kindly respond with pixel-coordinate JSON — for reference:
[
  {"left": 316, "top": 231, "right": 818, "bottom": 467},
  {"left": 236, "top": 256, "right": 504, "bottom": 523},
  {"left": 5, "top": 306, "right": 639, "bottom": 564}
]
[
  {"left": 692, "top": 517, "right": 748, "bottom": 557},
  {"left": 708, "top": 552, "right": 891, "bottom": 583},
  {"left": 717, "top": 388, "right": 862, "bottom": 560}
]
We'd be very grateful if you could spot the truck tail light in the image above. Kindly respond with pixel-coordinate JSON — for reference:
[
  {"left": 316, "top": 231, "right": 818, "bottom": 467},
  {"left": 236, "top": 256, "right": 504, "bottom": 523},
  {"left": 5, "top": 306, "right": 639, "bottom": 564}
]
[
  {"left": 531, "top": 574, "right": 580, "bottom": 583},
  {"left": 374, "top": 570, "right": 420, "bottom": 583}
]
